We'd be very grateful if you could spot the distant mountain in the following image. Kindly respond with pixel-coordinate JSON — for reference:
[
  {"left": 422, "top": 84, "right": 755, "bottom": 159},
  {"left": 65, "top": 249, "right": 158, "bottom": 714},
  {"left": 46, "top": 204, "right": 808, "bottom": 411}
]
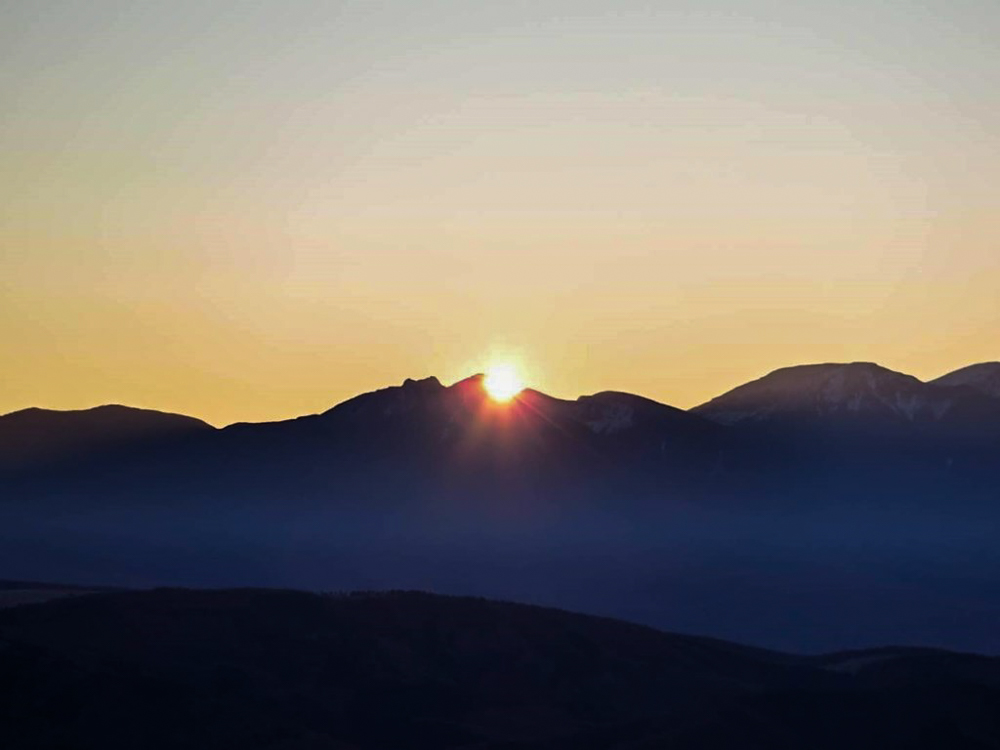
[
  {"left": 2, "top": 365, "right": 1000, "bottom": 654},
  {"left": 315, "top": 373, "right": 715, "bottom": 442},
  {"left": 1, "top": 588, "right": 999, "bottom": 749},
  {"left": 306, "top": 373, "right": 722, "bottom": 468},
  {"left": 191, "top": 372, "right": 724, "bottom": 515},
  {"left": 0, "top": 405, "right": 214, "bottom": 475},
  {"left": 692, "top": 362, "right": 1000, "bottom": 438},
  {"left": 933, "top": 362, "right": 1000, "bottom": 400}
]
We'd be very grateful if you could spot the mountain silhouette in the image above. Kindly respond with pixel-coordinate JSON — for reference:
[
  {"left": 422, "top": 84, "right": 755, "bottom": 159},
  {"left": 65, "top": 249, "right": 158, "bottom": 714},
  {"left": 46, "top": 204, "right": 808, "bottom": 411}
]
[
  {"left": 0, "top": 405, "right": 213, "bottom": 475},
  {"left": 1, "top": 362, "right": 999, "bottom": 652},
  {"left": 933, "top": 362, "right": 1000, "bottom": 399},
  {"left": 692, "top": 362, "right": 1000, "bottom": 434},
  {"left": 2, "top": 587, "right": 999, "bottom": 749}
]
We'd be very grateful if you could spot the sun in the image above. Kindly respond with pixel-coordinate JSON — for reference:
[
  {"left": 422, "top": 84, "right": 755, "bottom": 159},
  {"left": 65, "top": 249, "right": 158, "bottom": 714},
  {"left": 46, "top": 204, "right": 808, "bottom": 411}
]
[{"left": 483, "top": 363, "right": 524, "bottom": 402}]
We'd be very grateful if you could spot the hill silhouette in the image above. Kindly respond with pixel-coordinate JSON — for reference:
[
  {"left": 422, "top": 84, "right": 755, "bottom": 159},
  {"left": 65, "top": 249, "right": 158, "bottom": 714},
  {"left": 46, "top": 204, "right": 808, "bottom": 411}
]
[
  {"left": 0, "top": 404, "right": 212, "bottom": 474},
  {"left": 933, "top": 362, "right": 1000, "bottom": 399},
  {"left": 2, "top": 588, "right": 1000, "bottom": 749}
]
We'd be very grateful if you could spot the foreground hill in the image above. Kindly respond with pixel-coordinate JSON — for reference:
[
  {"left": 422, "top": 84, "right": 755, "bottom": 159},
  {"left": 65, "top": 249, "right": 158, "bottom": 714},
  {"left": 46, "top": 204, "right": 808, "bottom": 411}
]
[
  {"left": 0, "top": 579, "right": 122, "bottom": 609},
  {"left": 1, "top": 588, "right": 999, "bottom": 749}
]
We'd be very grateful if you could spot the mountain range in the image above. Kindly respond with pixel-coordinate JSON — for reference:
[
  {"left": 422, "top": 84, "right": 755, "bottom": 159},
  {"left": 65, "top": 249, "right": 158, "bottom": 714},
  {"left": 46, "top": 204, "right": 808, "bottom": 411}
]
[
  {"left": 5, "top": 361, "right": 1000, "bottom": 475},
  {"left": 1, "top": 361, "right": 998, "bottom": 653}
]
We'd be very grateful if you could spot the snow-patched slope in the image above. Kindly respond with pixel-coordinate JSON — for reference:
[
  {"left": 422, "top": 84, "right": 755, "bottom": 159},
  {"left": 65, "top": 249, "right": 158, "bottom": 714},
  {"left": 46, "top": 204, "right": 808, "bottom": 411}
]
[{"left": 692, "top": 362, "right": 960, "bottom": 427}]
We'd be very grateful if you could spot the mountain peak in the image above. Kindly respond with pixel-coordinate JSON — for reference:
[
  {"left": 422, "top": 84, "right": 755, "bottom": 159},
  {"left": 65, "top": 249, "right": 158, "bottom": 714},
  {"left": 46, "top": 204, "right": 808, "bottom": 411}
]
[
  {"left": 692, "top": 362, "right": 936, "bottom": 427},
  {"left": 401, "top": 375, "right": 443, "bottom": 392},
  {"left": 575, "top": 391, "right": 701, "bottom": 435}
]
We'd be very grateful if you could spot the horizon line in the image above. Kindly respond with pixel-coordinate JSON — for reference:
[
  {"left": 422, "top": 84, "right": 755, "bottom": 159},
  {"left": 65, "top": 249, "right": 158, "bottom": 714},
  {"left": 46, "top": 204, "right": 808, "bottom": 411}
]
[{"left": 3, "top": 358, "right": 996, "bottom": 429}]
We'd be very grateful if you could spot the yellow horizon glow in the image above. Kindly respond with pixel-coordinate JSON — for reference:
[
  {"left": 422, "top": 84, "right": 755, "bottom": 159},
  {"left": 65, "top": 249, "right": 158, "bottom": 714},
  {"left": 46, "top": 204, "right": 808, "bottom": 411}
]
[{"left": 1, "top": 3, "right": 998, "bottom": 426}]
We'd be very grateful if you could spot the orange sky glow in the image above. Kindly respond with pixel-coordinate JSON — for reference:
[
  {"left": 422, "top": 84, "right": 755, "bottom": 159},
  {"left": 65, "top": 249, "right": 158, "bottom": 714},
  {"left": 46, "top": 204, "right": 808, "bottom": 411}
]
[{"left": 2, "top": 2, "right": 998, "bottom": 425}]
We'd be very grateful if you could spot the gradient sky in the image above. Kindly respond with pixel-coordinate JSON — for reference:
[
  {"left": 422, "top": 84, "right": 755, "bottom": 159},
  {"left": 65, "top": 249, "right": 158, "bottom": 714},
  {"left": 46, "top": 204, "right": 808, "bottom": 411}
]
[{"left": 2, "top": 1, "right": 998, "bottom": 425}]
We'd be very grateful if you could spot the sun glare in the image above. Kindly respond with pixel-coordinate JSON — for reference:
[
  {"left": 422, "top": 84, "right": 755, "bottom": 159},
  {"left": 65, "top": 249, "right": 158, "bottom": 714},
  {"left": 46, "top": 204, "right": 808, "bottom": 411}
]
[{"left": 483, "top": 364, "right": 524, "bottom": 402}]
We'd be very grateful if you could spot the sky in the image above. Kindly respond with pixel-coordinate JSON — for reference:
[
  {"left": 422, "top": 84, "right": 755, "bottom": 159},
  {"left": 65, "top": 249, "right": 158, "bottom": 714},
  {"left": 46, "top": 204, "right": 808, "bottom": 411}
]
[{"left": 2, "top": 0, "right": 998, "bottom": 426}]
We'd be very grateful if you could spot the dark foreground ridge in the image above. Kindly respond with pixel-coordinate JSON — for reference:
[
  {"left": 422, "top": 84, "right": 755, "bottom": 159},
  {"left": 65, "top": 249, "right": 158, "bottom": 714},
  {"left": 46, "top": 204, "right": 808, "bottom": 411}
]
[{"left": 1, "top": 587, "right": 999, "bottom": 749}]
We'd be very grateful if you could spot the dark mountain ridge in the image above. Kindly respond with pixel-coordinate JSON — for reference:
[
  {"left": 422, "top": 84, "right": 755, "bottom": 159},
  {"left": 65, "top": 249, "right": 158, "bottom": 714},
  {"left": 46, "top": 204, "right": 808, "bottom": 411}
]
[
  {"left": 0, "top": 404, "right": 213, "bottom": 475},
  {"left": 933, "top": 361, "right": 1000, "bottom": 399},
  {"left": 6, "top": 361, "right": 996, "bottom": 474},
  {"left": 4, "top": 361, "right": 997, "bottom": 473},
  {"left": 1, "top": 362, "right": 998, "bottom": 653},
  {"left": 2, "top": 588, "right": 999, "bottom": 749},
  {"left": 693, "top": 361, "right": 1000, "bottom": 435}
]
